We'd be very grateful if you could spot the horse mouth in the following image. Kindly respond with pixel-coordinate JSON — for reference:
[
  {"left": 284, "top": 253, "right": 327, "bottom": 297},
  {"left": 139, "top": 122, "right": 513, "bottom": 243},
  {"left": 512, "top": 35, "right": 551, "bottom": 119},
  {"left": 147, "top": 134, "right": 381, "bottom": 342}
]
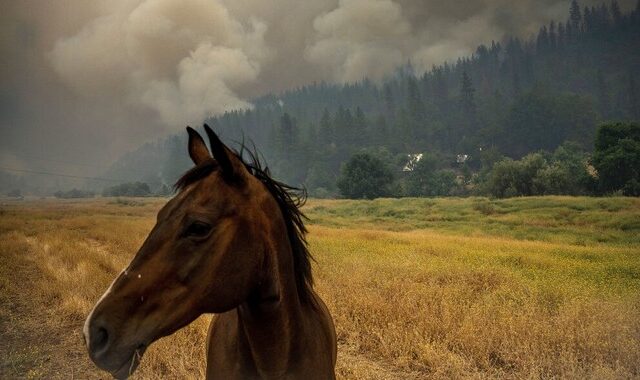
[{"left": 110, "top": 344, "right": 147, "bottom": 380}]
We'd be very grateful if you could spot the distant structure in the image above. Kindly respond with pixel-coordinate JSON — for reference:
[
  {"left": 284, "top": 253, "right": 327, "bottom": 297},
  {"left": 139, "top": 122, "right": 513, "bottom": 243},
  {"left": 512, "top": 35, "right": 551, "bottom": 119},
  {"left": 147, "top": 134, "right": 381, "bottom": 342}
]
[
  {"left": 403, "top": 153, "right": 423, "bottom": 172},
  {"left": 456, "top": 154, "right": 470, "bottom": 164}
]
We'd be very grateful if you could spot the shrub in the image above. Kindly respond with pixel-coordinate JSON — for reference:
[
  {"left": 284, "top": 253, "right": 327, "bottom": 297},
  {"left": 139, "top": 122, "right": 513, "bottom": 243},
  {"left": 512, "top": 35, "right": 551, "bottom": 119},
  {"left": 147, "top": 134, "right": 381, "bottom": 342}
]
[
  {"left": 102, "top": 182, "right": 151, "bottom": 197},
  {"left": 473, "top": 199, "right": 496, "bottom": 215},
  {"left": 404, "top": 153, "right": 457, "bottom": 197},
  {"left": 484, "top": 143, "right": 592, "bottom": 198},
  {"left": 592, "top": 123, "right": 640, "bottom": 196},
  {"left": 337, "top": 153, "right": 394, "bottom": 199},
  {"left": 53, "top": 189, "right": 95, "bottom": 199},
  {"left": 310, "top": 187, "right": 334, "bottom": 199}
]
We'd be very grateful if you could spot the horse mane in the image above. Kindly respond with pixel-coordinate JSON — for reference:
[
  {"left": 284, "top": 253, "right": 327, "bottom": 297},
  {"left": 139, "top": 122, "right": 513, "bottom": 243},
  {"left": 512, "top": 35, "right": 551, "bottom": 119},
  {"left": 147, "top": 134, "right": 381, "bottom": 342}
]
[{"left": 174, "top": 145, "right": 315, "bottom": 306}]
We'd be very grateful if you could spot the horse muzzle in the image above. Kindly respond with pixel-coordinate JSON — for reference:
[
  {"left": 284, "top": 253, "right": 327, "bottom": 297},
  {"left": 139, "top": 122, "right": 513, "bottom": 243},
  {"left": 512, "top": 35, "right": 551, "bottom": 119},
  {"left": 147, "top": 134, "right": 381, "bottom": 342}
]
[{"left": 84, "top": 315, "right": 147, "bottom": 379}]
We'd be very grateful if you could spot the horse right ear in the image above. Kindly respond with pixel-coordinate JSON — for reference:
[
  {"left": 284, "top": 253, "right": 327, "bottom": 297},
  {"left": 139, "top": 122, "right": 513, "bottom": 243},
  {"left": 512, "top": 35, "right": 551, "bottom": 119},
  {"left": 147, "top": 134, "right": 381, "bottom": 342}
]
[
  {"left": 186, "top": 126, "right": 212, "bottom": 165},
  {"left": 203, "top": 123, "right": 244, "bottom": 184}
]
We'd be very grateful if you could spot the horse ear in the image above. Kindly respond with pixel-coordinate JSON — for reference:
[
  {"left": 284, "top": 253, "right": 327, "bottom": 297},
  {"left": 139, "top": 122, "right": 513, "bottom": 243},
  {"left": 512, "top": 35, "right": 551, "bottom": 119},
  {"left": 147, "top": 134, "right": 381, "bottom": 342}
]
[
  {"left": 203, "top": 123, "right": 241, "bottom": 183},
  {"left": 186, "top": 126, "right": 211, "bottom": 165}
]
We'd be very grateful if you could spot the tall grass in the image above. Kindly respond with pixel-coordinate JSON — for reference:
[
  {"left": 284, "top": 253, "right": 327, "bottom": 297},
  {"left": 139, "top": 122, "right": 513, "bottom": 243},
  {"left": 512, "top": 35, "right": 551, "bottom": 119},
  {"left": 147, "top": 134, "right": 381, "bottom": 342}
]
[{"left": 0, "top": 196, "right": 638, "bottom": 379}]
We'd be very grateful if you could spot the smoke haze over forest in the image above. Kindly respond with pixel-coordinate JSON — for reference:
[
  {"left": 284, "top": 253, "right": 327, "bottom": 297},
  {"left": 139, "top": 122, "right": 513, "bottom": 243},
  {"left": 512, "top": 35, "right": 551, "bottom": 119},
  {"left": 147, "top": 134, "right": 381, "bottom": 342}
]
[{"left": 2, "top": 0, "right": 637, "bottom": 186}]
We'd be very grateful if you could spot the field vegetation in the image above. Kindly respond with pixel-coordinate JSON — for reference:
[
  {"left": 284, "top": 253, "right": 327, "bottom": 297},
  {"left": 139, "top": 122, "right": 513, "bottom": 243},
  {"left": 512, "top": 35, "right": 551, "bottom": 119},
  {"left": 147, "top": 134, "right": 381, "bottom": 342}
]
[{"left": 1, "top": 196, "right": 639, "bottom": 379}]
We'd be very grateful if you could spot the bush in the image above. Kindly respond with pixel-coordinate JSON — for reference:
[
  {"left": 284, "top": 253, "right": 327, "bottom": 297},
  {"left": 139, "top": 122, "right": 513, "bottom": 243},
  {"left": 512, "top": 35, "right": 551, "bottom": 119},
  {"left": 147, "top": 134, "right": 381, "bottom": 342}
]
[
  {"left": 485, "top": 158, "right": 525, "bottom": 198},
  {"left": 310, "top": 187, "right": 334, "bottom": 199},
  {"left": 484, "top": 143, "right": 593, "bottom": 198},
  {"left": 473, "top": 199, "right": 496, "bottom": 215},
  {"left": 154, "top": 184, "right": 173, "bottom": 197},
  {"left": 404, "top": 153, "right": 457, "bottom": 197},
  {"left": 592, "top": 123, "right": 640, "bottom": 196},
  {"left": 306, "top": 162, "right": 337, "bottom": 193},
  {"left": 337, "top": 153, "right": 394, "bottom": 199},
  {"left": 53, "top": 189, "right": 95, "bottom": 199},
  {"left": 102, "top": 182, "right": 151, "bottom": 197},
  {"left": 532, "top": 163, "right": 572, "bottom": 195}
]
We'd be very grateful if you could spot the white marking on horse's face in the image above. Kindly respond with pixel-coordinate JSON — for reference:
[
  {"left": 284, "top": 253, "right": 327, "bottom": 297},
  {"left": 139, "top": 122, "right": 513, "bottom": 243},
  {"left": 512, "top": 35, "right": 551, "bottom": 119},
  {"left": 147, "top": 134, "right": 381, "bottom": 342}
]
[
  {"left": 137, "top": 274, "right": 142, "bottom": 279},
  {"left": 83, "top": 268, "right": 126, "bottom": 347}
]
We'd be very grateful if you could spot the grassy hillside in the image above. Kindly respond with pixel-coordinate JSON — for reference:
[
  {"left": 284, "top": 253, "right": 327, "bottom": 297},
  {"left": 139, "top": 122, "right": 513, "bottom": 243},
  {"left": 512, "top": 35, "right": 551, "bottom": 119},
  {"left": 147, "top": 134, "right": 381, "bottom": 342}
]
[{"left": 0, "top": 196, "right": 638, "bottom": 379}]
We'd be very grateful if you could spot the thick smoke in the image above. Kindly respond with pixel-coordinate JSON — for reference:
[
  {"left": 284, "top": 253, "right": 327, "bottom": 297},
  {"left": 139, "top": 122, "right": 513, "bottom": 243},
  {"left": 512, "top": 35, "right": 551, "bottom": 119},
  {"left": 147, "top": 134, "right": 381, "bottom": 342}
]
[
  {"left": 305, "top": 0, "right": 411, "bottom": 82},
  {"left": 49, "top": 0, "right": 269, "bottom": 126},
  {"left": 1, "top": 0, "right": 636, "bottom": 175},
  {"left": 48, "top": 0, "right": 636, "bottom": 126}
]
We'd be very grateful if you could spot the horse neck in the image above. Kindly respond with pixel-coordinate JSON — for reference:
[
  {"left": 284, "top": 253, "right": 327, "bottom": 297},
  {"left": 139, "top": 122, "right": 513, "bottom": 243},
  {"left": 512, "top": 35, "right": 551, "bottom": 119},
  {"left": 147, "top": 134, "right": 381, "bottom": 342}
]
[{"left": 236, "top": 219, "right": 304, "bottom": 375}]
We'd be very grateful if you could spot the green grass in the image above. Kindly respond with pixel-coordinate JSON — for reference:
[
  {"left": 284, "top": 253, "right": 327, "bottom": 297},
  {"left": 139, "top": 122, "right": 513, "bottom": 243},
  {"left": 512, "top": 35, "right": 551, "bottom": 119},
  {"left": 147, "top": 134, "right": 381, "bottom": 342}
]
[{"left": 304, "top": 196, "right": 640, "bottom": 246}]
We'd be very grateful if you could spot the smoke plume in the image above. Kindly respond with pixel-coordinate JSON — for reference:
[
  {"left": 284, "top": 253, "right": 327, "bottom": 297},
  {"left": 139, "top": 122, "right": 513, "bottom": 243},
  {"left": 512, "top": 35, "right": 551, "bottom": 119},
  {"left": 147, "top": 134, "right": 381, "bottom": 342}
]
[{"left": 1, "top": 0, "right": 636, "bottom": 174}]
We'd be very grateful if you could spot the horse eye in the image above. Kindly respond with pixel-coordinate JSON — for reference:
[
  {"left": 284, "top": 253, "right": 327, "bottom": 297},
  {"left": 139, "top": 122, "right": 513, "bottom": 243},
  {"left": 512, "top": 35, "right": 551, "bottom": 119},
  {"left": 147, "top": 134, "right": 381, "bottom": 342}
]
[{"left": 184, "top": 221, "right": 212, "bottom": 238}]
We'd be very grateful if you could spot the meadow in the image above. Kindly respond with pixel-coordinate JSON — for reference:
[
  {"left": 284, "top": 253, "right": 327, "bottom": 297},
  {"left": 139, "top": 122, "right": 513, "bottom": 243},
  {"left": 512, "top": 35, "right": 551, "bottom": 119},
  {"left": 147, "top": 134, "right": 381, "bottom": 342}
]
[{"left": 0, "top": 196, "right": 639, "bottom": 379}]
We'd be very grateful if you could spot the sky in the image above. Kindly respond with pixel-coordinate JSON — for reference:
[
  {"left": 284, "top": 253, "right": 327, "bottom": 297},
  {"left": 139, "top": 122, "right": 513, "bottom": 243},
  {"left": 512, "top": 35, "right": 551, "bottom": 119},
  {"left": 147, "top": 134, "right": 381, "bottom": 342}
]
[{"left": 1, "top": 0, "right": 636, "bottom": 180}]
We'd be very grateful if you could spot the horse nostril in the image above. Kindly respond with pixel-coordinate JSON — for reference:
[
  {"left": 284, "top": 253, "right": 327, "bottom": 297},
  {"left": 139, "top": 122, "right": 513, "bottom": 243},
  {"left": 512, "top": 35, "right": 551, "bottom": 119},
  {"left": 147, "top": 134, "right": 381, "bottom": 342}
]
[{"left": 90, "top": 325, "right": 110, "bottom": 354}]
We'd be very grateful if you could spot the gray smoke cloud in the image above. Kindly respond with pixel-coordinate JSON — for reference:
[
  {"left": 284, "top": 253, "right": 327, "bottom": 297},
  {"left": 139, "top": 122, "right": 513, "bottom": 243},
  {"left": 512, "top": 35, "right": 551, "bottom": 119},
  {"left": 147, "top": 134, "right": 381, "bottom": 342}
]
[
  {"left": 1, "top": 0, "right": 636, "bottom": 181},
  {"left": 49, "top": 0, "right": 270, "bottom": 126}
]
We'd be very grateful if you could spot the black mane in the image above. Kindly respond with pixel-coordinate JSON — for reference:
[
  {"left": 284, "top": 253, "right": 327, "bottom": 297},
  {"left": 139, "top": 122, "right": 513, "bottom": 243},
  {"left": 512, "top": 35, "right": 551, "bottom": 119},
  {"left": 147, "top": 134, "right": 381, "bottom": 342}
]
[{"left": 174, "top": 146, "right": 315, "bottom": 305}]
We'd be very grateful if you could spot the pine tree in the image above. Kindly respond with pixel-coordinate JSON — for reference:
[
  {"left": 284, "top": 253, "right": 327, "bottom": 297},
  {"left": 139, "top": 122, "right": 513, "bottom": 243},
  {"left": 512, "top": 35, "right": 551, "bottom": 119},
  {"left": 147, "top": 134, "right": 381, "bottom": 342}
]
[
  {"left": 278, "top": 113, "right": 299, "bottom": 159},
  {"left": 460, "top": 71, "right": 477, "bottom": 136},
  {"left": 407, "top": 76, "right": 427, "bottom": 143},
  {"left": 584, "top": 6, "right": 593, "bottom": 33},
  {"left": 334, "top": 106, "right": 353, "bottom": 147},
  {"left": 512, "top": 70, "right": 522, "bottom": 97},
  {"left": 549, "top": 21, "right": 557, "bottom": 50},
  {"left": 610, "top": 1, "right": 622, "bottom": 26},
  {"left": 374, "top": 115, "right": 388, "bottom": 146},
  {"left": 570, "top": 0, "right": 582, "bottom": 32},
  {"left": 461, "top": 72, "right": 476, "bottom": 113},
  {"left": 433, "top": 68, "right": 449, "bottom": 113},
  {"left": 597, "top": 70, "right": 610, "bottom": 118},
  {"left": 565, "top": 20, "right": 573, "bottom": 42},
  {"left": 558, "top": 22, "right": 566, "bottom": 48},
  {"left": 629, "top": 71, "right": 639, "bottom": 119},
  {"left": 319, "top": 108, "right": 333, "bottom": 145},
  {"left": 383, "top": 83, "right": 395, "bottom": 118},
  {"left": 353, "top": 107, "right": 367, "bottom": 145}
]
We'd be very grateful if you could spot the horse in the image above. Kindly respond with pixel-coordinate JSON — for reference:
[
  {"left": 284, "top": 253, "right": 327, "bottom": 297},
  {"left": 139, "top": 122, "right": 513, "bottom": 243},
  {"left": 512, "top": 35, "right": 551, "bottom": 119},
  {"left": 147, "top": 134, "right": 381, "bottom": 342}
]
[{"left": 83, "top": 125, "right": 337, "bottom": 379}]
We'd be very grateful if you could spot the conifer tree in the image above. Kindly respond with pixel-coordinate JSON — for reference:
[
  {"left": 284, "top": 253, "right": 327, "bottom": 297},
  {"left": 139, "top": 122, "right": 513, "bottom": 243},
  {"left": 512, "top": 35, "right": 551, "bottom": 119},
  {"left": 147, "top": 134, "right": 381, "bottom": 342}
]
[
  {"left": 551, "top": 22, "right": 558, "bottom": 49},
  {"left": 319, "top": 108, "right": 333, "bottom": 145},
  {"left": 597, "top": 70, "right": 610, "bottom": 118},
  {"left": 460, "top": 71, "right": 477, "bottom": 126},
  {"left": 570, "top": 0, "right": 582, "bottom": 32},
  {"left": 383, "top": 83, "right": 395, "bottom": 118},
  {"left": 353, "top": 107, "right": 367, "bottom": 145},
  {"left": 609, "top": 1, "right": 621, "bottom": 28},
  {"left": 629, "top": 71, "right": 639, "bottom": 119},
  {"left": 278, "top": 113, "right": 298, "bottom": 159}
]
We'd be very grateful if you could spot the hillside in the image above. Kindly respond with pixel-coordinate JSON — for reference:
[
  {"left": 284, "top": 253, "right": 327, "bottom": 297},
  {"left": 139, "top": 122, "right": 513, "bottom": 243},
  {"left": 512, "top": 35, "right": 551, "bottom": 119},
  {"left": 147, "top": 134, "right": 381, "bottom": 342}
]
[{"left": 105, "top": 0, "right": 640, "bottom": 194}]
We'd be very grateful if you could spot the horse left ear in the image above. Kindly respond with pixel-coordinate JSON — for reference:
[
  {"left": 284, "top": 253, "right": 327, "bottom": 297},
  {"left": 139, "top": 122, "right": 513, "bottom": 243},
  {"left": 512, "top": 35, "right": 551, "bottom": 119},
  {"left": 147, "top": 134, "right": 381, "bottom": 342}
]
[{"left": 203, "top": 124, "right": 244, "bottom": 183}]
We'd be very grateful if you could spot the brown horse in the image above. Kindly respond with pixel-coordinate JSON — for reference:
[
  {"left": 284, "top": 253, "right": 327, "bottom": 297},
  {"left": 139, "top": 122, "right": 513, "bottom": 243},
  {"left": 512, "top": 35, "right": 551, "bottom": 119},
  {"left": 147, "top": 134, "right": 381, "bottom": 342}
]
[{"left": 83, "top": 125, "right": 337, "bottom": 379}]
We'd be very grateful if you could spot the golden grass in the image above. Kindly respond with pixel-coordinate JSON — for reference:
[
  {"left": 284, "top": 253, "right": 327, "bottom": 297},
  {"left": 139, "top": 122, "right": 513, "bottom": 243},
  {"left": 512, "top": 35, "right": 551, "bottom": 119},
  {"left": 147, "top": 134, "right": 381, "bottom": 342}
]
[{"left": 0, "top": 196, "right": 639, "bottom": 379}]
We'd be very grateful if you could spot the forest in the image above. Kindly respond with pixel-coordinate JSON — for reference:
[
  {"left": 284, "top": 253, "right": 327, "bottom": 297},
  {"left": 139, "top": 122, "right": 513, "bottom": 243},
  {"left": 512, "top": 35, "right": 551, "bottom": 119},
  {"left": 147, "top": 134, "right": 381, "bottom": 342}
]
[{"left": 103, "top": 0, "right": 640, "bottom": 198}]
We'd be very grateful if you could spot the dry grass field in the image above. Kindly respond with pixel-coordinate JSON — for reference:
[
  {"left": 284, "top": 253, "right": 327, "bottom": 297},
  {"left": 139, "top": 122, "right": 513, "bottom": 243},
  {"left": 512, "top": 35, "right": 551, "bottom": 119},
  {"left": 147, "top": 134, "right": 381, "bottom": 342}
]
[{"left": 1, "top": 196, "right": 639, "bottom": 379}]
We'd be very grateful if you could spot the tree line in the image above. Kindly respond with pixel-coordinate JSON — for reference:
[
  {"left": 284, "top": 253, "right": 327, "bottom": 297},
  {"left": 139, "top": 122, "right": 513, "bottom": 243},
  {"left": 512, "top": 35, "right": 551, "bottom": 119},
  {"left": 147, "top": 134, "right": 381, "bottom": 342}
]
[
  {"left": 337, "top": 122, "right": 638, "bottom": 199},
  {"left": 104, "top": 0, "right": 640, "bottom": 198}
]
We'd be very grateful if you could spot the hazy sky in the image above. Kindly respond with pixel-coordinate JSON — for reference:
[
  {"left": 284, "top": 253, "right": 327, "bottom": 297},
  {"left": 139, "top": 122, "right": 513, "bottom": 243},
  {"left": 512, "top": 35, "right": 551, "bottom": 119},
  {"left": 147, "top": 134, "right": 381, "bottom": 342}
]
[{"left": 1, "top": 0, "right": 635, "bottom": 177}]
